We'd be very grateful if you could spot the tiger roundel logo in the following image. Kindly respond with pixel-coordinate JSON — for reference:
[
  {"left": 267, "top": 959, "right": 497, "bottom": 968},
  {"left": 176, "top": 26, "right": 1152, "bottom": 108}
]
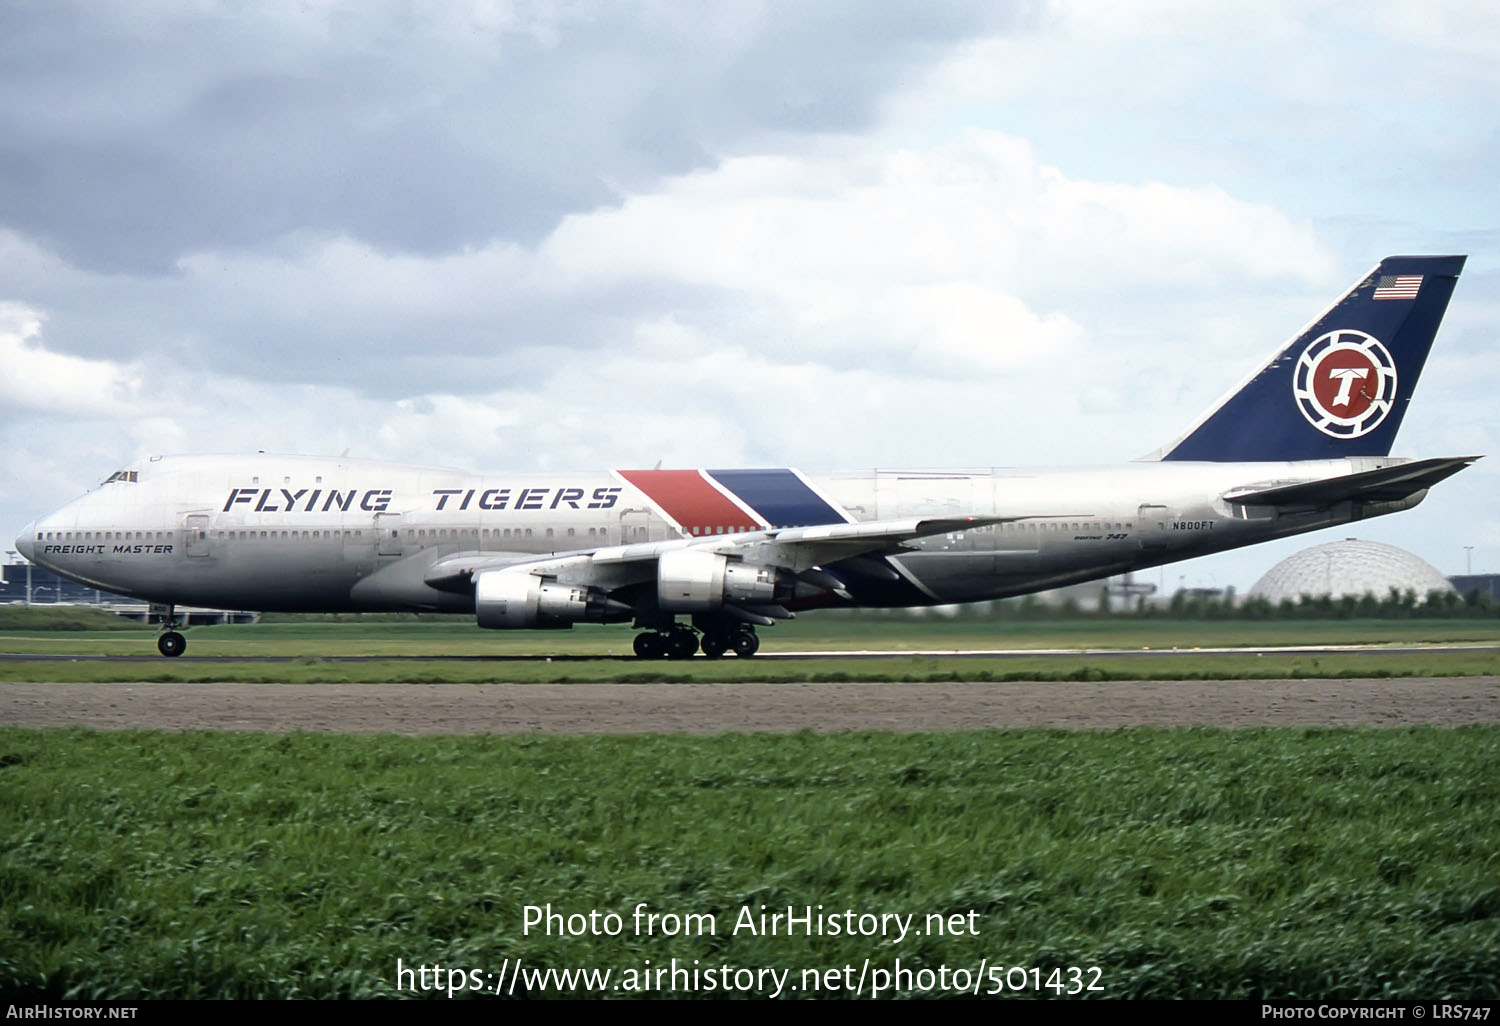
[{"left": 1293, "top": 329, "right": 1398, "bottom": 438}]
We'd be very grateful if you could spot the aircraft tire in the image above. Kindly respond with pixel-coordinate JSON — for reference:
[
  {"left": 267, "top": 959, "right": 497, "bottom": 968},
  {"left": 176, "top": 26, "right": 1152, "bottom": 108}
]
[
  {"left": 158, "top": 632, "right": 187, "bottom": 658},
  {"left": 632, "top": 632, "right": 665, "bottom": 659},
  {"left": 667, "top": 630, "right": 698, "bottom": 659},
  {"left": 700, "top": 634, "right": 728, "bottom": 659},
  {"left": 731, "top": 630, "right": 759, "bottom": 658}
]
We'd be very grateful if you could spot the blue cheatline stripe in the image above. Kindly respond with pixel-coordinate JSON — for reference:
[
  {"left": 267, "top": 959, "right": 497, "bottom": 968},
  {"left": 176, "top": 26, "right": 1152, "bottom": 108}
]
[{"left": 706, "top": 469, "right": 848, "bottom": 528}]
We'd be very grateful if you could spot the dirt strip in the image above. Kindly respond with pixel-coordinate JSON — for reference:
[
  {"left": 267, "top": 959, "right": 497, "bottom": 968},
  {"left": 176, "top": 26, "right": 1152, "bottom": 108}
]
[{"left": 2, "top": 678, "right": 1498, "bottom": 735}]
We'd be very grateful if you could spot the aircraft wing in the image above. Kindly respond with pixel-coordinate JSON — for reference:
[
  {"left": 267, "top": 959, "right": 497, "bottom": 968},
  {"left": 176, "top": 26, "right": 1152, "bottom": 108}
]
[
  {"left": 1221, "top": 456, "right": 1479, "bottom": 509},
  {"left": 423, "top": 514, "right": 1021, "bottom": 593}
]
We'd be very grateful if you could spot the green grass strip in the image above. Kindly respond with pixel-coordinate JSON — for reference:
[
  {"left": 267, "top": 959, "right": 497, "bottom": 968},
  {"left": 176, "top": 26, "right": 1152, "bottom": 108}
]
[
  {"left": 2, "top": 726, "right": 1496, "bottom": 999},
  {"left": 0, "top": 650, "right": 1496, "bottom": 684}
]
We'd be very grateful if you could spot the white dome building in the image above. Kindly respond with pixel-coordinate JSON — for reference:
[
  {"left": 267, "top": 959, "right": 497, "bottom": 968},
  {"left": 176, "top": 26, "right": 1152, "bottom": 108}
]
[{"left": 1249, "top": 539, "right": 1456, "bottom": 603}]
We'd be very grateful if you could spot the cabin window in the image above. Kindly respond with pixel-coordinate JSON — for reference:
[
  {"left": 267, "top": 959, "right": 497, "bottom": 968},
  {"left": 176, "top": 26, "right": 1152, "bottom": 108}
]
[{"left": 567, "top": 528, "right": 575, "bottom": 537}]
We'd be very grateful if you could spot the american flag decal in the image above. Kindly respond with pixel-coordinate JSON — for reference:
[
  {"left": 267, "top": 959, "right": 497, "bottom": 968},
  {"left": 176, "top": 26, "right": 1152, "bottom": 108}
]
[{"left": 1373, "top": 274, "right": 1422, "bottom": 300}]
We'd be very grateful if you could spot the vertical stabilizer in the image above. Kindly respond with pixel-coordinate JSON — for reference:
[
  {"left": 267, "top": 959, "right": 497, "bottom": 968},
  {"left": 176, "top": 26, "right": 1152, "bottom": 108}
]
[{"left": 1149, "top": 255, "right": 1465, "bottom": 462}]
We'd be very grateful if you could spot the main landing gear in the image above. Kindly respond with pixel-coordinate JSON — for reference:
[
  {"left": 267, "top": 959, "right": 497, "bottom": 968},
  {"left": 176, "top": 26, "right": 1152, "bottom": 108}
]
[
  {"left": 632, "top": 624, "right": 760, "bottom": 659},
  {"left": 156, "top": 604, "right": 187, "bottom": 658}
]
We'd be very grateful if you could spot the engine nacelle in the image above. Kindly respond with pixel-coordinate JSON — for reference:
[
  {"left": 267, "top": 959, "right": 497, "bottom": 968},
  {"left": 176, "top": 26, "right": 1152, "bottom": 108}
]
[
  {"left": 476, "top": 571, "right": 603, "bottom": 629},
  {"left": 657, "top": 549, "right": 784, "bottom": 612}
]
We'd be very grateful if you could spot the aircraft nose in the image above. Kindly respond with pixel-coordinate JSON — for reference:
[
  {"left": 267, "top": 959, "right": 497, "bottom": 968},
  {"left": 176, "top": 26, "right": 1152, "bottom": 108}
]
[{"left": 15, "top": 521, "right": 37, "bottom": 562}]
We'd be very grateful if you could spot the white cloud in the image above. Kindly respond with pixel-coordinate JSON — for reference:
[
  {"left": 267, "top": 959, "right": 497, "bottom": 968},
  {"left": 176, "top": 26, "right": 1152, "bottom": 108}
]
[
  {"left": 3, "top": 2, "right": 1496, "bottom": 587},
  {"left": 0, "top": 303, "right": 144, "bottom": 417}
]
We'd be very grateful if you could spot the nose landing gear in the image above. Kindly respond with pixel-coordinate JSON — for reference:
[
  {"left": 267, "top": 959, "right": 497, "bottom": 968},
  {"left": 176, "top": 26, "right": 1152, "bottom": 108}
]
[{"left": 155, "top": 604, "right": 187, "bottom": 657}]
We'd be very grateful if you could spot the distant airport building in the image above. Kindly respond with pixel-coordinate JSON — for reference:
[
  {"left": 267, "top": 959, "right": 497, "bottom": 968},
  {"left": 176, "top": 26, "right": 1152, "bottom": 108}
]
[
  {"left": 2, "top": 559, "right": 256, "bottom": 624},
  {"left": 1, "top": 559, "right": 128, "bottom": 605},
  {"left": 1249, "top": 539, "right": 1455, "bottom": 603},
  {"left": 1448, "top": 574, "right": 1500, "bottom": 602}
]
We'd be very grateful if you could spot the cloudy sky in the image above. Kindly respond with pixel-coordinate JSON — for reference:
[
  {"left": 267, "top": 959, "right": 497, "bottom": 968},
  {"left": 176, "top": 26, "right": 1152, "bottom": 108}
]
[{"left": 3, "top": 0, "right": 1497, "bottom": 591}]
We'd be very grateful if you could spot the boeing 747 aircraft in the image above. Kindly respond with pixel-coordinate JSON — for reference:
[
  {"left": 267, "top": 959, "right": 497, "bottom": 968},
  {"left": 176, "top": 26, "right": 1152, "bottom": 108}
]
[{"left": 16, "top": 255, "right": 1477, "bottom": 658}]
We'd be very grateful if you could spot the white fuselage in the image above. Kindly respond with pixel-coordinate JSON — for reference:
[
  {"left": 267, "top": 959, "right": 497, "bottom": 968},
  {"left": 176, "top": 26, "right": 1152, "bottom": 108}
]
[{"left": 17, "top": 453, "right": 1425, "bottom": 615}]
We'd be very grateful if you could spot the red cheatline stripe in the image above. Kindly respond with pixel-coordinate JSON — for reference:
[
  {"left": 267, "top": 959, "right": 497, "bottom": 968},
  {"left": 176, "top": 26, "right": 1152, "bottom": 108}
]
[{"left": 616, "top": 469, "right": 763, "bottom": 535}]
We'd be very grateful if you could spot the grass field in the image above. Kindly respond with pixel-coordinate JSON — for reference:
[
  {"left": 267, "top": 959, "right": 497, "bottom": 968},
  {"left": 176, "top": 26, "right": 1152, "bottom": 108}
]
[
  {"left": 2, "top": 726, "right": 1496, "bottom": 1000},
  {"left": 4, "top": 617, "right": 1495, "bottom": 999},
  {"left": 1, "top": 616, "right": 1497, "bottom": 683}
]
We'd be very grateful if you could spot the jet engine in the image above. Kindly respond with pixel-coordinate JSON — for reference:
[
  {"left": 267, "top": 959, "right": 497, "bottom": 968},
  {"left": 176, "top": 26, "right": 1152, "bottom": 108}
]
[
  {"left": 475, "top": 570, "right": 627, "bottom": 629},
  {"left": 656, "top": 549, "right": 788, "bottom": 612}
]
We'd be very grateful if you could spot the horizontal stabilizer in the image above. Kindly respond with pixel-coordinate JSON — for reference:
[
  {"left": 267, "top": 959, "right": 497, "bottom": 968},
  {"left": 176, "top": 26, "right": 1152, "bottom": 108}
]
[{"left": 1222, "top": 456, "right": 1479, "bottom": 509}]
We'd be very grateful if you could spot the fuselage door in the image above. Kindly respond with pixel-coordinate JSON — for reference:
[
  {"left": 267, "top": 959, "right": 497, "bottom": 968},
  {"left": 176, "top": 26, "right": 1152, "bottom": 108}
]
[
  {"left": 184, "top": 514, "right": 211, "bottom": 557},
  {"left": 618, "top": 507, "right": 653, "bottom": 544},
  {"left": 375, "top": 512, "right": 403, "bottom": 556},
  {"left": 1137, "top": 504, "right": 1170, "bottom": 551}
]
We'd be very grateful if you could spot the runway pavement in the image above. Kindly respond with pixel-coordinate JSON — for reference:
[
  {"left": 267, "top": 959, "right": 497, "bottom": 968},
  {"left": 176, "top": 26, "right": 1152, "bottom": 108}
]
[{"left": 3, "top": 677, "right": 1498, "bottom": 734}]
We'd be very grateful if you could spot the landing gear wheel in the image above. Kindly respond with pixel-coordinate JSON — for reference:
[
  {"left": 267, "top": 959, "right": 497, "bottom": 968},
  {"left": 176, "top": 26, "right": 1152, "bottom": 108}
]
[
  {"left": 731, "top": 630, "right": 760, "bottom": 658},
  {"left": 667, "top": 630, "right": 699, "bottom": 660},
  {"left": 157, "top": 631, "right": 187, "bottom": 658},
  {"left": 700, "top": 634, "right": 728, "bottom": 659},
  {"left": 633, "top": 632, "right": 666, "bottom": 659}
]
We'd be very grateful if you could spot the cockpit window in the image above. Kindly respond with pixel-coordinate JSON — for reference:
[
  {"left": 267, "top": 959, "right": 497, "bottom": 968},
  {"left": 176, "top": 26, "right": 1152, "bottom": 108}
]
[{"left": 101, "top": 470, "right": 139, "bottom": 485}]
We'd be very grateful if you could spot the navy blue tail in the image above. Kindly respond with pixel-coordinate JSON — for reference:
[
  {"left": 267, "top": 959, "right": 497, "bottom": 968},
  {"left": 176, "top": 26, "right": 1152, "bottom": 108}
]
[{"left": 1155, "top": 255, "right": 1465, "bottom": 462}]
